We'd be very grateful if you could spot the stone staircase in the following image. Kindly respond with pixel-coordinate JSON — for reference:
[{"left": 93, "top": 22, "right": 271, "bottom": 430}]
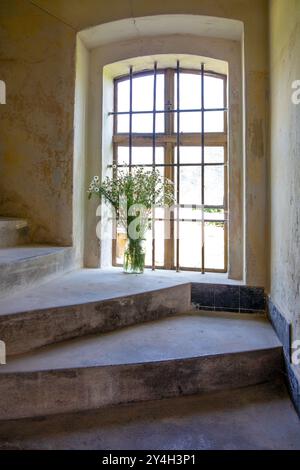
[
  {"left": 0, "top": 267, "right": 286, "bottom": 422},
  {"left": 0, "top": 217, "right": 29, "bottom": 248},
  {"left": 0, "top": 221, "right": 298, "bottom": 447},
  {"left": 1, "top": 381, "right": 299, "bottom": 450},
  {"left": 0, "top": 310, "right": 283, "bottom": 421},
  {"left": 0, "top": 216, "right": 73, "bottom": 298}
]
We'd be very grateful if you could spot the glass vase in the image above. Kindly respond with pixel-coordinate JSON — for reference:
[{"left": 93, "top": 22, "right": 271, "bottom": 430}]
[{"left": 123, "top": 238, "right": 146, "bottom": 274}]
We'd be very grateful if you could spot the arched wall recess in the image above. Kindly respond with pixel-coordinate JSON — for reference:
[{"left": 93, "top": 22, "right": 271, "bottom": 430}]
[{"left": 74, "top": 15, "right": 246, "bottom": 281}]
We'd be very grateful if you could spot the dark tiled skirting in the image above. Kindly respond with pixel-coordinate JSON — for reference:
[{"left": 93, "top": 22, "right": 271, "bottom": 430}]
[
  {"left": 191, "top": 283, "right": 265, "bottom": 313},
  {"left": 268, "top": 298, "right": 300, "bottom": 417}
]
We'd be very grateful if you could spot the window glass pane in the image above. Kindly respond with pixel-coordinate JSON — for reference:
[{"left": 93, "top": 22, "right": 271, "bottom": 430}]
[
  {"left": 132, "top": 74, "right": 164, "bottom": 111},
  {"left": 204, "top": 222, "right": 225, "bottom": 270},
  {"left": 204, "top": 111, "right": 224, "bottom": 132},
  {"left": 114, "top": 70, "right": 227, "bottom": 273},
  {"left": 174, "top": 111, "right": 202, "bottom": 133},
  {"left": 177, "top": 207, "right": 225, "bottom": 221},
  {"left": 174, "top": 164, "right": 202, "bottom": 205},
  {"left": 117, "top": 146, "right": 129, "bottom": 165},
  {"left": 132, "top": 147, "right": 164, "bottom": 166},
  {"left": 174, "top": 72, "right": 202, "bottom": 132},
  {"left": 132, "top": 113, "right": 152, "bottom": 133},
  {"left": 117, "top": 80, "right": 130, "bottom": 112},
  {"left": 117, "top": 147, "right": 164, "bottom": 166},
  {"left": 205, "top": 147, "right": 224, "bottom": 163},
  {"left": 117, "top": 114, "right": 129, "bottom": 133},
  {"left": 117, "top": 113, "right": 164, "bottom": 133},
  {"left": 117, "top": 74, "right": 164, "bottom": 133},
  {"left": 154, "top": 207, "right": 165, "bottom": 219},
  {"left": 173, "top": 73, "right": 225, "bottom": 132},
  {"left": 174, "top": 146, "right": 201, "bottom": 164},
  {"left": 174, "top": 221, "right": 202, "bottom": 269},
  {"left": 174, "top": 147, "right": 225, "bottom": 164},
  {"left": 204, "top": 76, "right": 224, "bottom": 109},
  {"left": 179, "top": 206, "right": 202, "bottom": 221},
  {"left": 204, "top": 166, "right": 224, "bottom": 206},
  {"left": 132, "top": 112, "right": 164, "bottom": 133},
  {"left": 145, "top": 220, "right": 164, "bottom": 267},
  {"left": 174, "top": 111, "right": 224, "bottom": 133},
  {"left": 204, "top": 209, "right": 225, "bottom": 221},
  {"left": 155, "top": 113, "right": 165, "bottom": 133},
  {"left": 117, "top": 74, "right": 164, "bottom": 112},
  {"left": 156, "top": 74, "right": 165, "bottom": 111},
  {"left": 174, "top": 73, "right": 202, "bottom": 110}
]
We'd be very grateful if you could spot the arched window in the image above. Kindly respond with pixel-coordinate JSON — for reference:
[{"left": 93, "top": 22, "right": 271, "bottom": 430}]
[{"left": 111, "top": 63, "right": 227, "bottom": 272}]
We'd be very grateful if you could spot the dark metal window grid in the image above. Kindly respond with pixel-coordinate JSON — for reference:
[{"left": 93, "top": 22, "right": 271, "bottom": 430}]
[{"left": 110, "top": 64, "right": 228, "bottom": 273}]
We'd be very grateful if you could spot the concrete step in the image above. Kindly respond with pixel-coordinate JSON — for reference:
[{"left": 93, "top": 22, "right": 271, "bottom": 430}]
[
  {"left": 0, "top": 217, "right": 29, "bottom": 248},
  {"left": 0, "top": 312, "right": 283, "bottom": 420},
  {"left": 0, "top": 245, "right": 74, "bottom": 298},
  {"left": 0, "top": 382, "right": 299, "bottom": 450},
  {"left": 0, "top": 269, "right": 191, "bottom": 356}
]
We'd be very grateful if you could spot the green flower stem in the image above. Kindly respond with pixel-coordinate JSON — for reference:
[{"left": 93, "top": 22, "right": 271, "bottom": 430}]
[{"left": 124, "top": 238, "right": 145, "bottom": 273}]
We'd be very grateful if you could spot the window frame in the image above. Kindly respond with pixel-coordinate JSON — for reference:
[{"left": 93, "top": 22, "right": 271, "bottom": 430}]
[{"left": 111, "top": 67, "right": 228, "bottom": 273}]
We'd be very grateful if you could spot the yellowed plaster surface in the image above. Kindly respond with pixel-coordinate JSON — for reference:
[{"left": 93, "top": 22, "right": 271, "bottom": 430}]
[
  {"left": 269, "top": 0, "right": 300, "bottom": 378},
  {"left": 73, "top": 37, "right": 89, "bottom": 266},
  {"left": 0, "top": 0, "right": 75, "bottom": 244}
]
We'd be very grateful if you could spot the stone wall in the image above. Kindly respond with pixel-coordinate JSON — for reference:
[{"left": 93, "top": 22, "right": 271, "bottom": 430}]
[
  {"left": 0, "top": 0, "right": 269, "bottom": 284},
  {"left": 0, "top": 0, "right": 76, "bottom": 245},
  {"left": 269, "top": 0, "right": 300, "bottom": 381}
]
